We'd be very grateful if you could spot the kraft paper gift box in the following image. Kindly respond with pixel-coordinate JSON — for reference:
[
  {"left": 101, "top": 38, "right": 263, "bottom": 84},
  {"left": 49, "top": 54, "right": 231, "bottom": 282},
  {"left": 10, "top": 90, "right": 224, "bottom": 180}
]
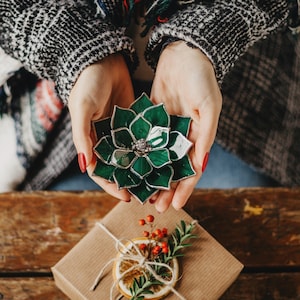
[{"left": 52, "top": 201, "right": 243, "bottom": 300}]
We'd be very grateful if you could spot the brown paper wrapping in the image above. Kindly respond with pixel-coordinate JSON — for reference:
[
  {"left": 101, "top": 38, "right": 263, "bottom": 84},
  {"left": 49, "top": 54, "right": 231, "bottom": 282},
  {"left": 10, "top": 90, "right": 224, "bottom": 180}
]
[{"left": 52, "top": 201, "right": 243, "bottom": 299}]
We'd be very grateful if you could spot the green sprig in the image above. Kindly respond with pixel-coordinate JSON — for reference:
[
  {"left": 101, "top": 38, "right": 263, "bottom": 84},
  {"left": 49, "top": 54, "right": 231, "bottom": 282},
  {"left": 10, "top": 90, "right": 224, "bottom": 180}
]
[
  {"left": 130, "top": 276, "right": 161, "bottom": 300},
  {"left": 156, "top": 220, "right": 197, "bottom": 267},
  {"left": 129, "top": 220, "right": 197, "bottom": 299}
]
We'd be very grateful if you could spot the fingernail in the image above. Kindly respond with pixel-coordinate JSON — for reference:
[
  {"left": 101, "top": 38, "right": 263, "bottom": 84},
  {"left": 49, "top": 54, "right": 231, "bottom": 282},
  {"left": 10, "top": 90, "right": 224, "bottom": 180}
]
[
  {"left": 202, "top": 152, "right": 209, "bottom": 173},
  {"left": 78, "top": 153, "right": 87, "bottom": 173},
  {"left": 149, "top": 198, "right": 156, "bottom": 204}
]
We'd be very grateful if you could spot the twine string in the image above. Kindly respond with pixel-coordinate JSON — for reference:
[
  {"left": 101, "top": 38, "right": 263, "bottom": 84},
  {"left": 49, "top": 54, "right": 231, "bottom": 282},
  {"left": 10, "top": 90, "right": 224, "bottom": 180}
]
[{"left": 90, "top": 222, "right": 186, "bottom": 300}]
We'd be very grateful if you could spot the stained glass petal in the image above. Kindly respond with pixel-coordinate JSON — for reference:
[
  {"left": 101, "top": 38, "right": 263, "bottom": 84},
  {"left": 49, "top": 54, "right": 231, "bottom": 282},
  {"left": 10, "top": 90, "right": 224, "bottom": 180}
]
[
  {"left": 143, "top": 103, "right": 170, "bottom": 127},
  {"left": 170, "top": 115, "right": 191, "bottom": 137},
  {"left": 147, "top": 149, "right": 171, "bottom": 168},
  {"left": 92, "top": 160, "right": 115, "bottom": 182},
  {"left": 131, "top": 156, "right": 153, "bottom": 178},
  {"left": 114, "top": 168, "right": 141, "bottom": 189},
  {"left": 172, "top": 155, "right": 196, "bottom": 181},
  {"left": 93, "top": 117, "right": 111, "bottom": 140},
  {"left": 112, "top": 128, "right": 134, "bottom": 148},
  {"left": 111, "top": 149, "right": 136, "bottom": 168},
  {"left": 130, "top": 116, "right": 152, "bottom": 140},
  {"left": 168, "top": 131, "right": 193, "bottom": 161},
  {"left": 129, "top": 181, "right": 158, "bottom": 204},
  {"left": 111, "top": 106, "right": 136, "bottom": 130},
  {"left": 145, "top": 166, "right": 173, "bottom": 189},
  {"left": 93, "top": 136, "right": 115, "bottom": 163},
  {"left": 147, "top": 126, "right": 169, "bottom": 149},
  {"left": 130, "top": 93, "right": 153, "bottom": 114}
]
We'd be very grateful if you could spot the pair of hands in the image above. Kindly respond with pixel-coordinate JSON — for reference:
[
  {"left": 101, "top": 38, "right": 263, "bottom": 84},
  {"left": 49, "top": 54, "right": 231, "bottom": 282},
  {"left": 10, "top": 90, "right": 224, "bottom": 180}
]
[{"left": 68, "top": 41, "right": 222, "bottom": 213}]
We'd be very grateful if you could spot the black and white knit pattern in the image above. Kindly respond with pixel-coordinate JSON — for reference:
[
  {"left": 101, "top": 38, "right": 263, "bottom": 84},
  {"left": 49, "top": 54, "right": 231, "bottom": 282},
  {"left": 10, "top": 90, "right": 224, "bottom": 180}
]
[
  {"left": 145, "top": 0, "right": 288, "bottom": 83},
  {"left": 1, "top": 0, "right": 299, "bottom": 189},
  {"left": 0, "top": 0, "right": 137, "bottom": 104}
]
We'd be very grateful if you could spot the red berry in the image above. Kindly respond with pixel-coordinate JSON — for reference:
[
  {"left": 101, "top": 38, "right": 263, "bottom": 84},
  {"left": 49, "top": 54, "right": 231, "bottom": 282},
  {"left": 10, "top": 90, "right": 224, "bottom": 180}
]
[
  {"left": 139, "top": 219, "right": 146, "bottom": 226},
  {"left": 151, "top": 232, "right": 156, "bottom": 239},
  {"left": 139, "top": 243, "right": 147, "bottom": 251},
  {"left": 162, "top": 246, "right": 169, "bottom": 254},
  {"left": 158, "top": 232, "right": 165, "bottom": 239},
  {"left": 155, "top": 229, "right": 161, "bottom": 235},
  {"left": 143, "top": 231, "right": 150, "bottom": 237},
  {"left": 161, "top": 241, "right": 168, "bottom": 248},
  {"left": 152, "top": 245, "right": 161, "bottom": 255},
  {"left": 146, "top": 215, "right": 155, "bottom": 223},
  {"left": 162, "top": 227, "right": 168, "bottom": 236},
  {"left": 154, "top": 245, "right": 161, "bottom": 251}
]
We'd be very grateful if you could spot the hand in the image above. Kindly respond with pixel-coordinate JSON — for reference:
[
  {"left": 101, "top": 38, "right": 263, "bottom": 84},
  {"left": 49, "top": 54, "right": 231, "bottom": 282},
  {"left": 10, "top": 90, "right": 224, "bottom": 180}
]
[
  {"left": 68, "top": 53, "right": 134, "bottom": 201},
  {"left": 150, "top": 41, "right": 222, "bottom": 212}
]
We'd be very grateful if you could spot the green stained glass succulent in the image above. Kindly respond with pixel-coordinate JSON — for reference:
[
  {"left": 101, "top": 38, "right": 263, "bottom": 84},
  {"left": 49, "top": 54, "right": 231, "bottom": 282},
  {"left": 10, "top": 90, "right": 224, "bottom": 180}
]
[{"left": 93, "top": 93, "right": 195, "bottom": 204}]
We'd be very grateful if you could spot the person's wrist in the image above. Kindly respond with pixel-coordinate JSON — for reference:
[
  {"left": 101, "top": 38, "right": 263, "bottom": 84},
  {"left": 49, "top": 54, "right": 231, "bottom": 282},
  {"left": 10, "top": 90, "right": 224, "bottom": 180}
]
[{"left": 163, "top": 40, "right": 214, "bottom": 72}]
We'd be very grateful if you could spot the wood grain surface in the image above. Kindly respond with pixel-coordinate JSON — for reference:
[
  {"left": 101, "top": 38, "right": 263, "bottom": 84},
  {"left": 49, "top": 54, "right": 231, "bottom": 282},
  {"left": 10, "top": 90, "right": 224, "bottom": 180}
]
[{"left": 0, "top": 188, "right": 299, "bottom": 299}]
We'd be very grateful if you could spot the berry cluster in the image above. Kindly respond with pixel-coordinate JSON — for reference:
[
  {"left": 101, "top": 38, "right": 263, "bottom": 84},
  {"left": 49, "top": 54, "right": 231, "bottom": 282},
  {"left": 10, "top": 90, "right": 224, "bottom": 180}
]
[{"left": 138, "top": 215, "right": 169, "bottom": 257}]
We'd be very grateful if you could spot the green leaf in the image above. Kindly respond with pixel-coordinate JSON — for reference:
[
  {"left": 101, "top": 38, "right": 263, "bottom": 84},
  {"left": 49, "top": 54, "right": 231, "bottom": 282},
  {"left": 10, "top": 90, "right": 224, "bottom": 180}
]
[
  {"left": 181, "top": 243, "right": 193, "bottom": 247},
  {"left": 170, "top": 221, "right": 198, "bottom": 257},
  {"left": 140, "top": 276, "right": 145, "bottom": 286},
  {"left": 129, "top": 274, "right": 161, "bottom": 300},
  {"left": 181, "top": 220, "right": 186, "bottom": 233},
  {"left": 175, "top": 228, "right": 181, "bottom": 240}
]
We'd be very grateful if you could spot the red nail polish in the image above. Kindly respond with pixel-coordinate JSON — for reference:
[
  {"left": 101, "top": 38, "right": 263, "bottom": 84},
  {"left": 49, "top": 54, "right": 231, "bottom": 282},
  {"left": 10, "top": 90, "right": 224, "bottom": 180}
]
[
  {"left": 202, "top": 152, "right": 209, "bottom": 173},
  {"left": 78, "top": 153, "right": 87, "bottom": 173},
  {"left": 149, "top": 198, "right": 156, "bottom": 204}
]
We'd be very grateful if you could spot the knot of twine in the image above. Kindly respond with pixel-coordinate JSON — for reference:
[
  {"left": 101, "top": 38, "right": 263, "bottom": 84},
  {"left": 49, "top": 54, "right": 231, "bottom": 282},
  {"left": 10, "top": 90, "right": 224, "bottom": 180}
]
[{"left": 90, "top": 222, "right": 186, "bottom": 300}]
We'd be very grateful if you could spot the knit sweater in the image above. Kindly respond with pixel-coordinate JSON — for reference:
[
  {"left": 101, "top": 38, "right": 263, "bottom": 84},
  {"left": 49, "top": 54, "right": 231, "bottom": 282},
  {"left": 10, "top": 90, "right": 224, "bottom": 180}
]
[{"left": 0, "top": 0, "right": 299, "bottom": 190}]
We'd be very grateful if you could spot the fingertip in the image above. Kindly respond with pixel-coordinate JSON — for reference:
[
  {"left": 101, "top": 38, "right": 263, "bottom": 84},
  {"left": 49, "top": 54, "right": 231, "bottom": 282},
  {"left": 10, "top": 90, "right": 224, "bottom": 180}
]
[
  {"left": 172, "top": 197, "right": 187, "bottom": 211},
  {"left": 154, "top": 191, "right": 174, "bottom": 213},
  {"left": 149, "top": 192, "right": 159, "bottom": 204},
  {"left": 171, "top": 179, "right": 197, "bottom": 210},
  {"left": 172, "top": 202, "right": 183, "bottom": 211},
  {"left": 154, "top": 200, "right": 167, "bottom": 213},
  {"left": 124, "top": 196, "right": 132, "bottom": 203}
]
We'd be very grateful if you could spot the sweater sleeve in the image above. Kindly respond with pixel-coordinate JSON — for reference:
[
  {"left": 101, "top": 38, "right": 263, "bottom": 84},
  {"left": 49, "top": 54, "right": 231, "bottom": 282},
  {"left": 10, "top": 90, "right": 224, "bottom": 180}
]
[
  {"left": 145, "top": 0, "right": 289, "bottom": 84},
  {"left": 0, "top": 0, "right": 137, "bottom": 103}
]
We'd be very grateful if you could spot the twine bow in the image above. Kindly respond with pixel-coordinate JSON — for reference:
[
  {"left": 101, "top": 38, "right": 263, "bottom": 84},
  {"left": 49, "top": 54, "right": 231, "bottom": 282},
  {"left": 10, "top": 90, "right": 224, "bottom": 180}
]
[{"left": 90, "top": 222, "right": 186, "bottom": 300}]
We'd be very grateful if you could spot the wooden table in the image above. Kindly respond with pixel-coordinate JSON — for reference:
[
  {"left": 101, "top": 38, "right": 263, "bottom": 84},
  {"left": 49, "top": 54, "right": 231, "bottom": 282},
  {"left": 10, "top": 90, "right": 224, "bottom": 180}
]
[{"left": 0, "top": 188, "right": 299, "bottom": 299}]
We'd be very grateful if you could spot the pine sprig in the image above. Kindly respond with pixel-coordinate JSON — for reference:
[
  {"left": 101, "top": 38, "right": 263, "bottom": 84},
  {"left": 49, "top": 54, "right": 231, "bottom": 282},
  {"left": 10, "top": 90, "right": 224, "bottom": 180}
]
[
  {"left": 160, "top": 220, "right": 197, "bottom": 264},
  {"left": 130, "top": 276, "right": 161, "bottom": 300},
  {"left": 129, "top": 220, "right": 197, "bottom": 299}
]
